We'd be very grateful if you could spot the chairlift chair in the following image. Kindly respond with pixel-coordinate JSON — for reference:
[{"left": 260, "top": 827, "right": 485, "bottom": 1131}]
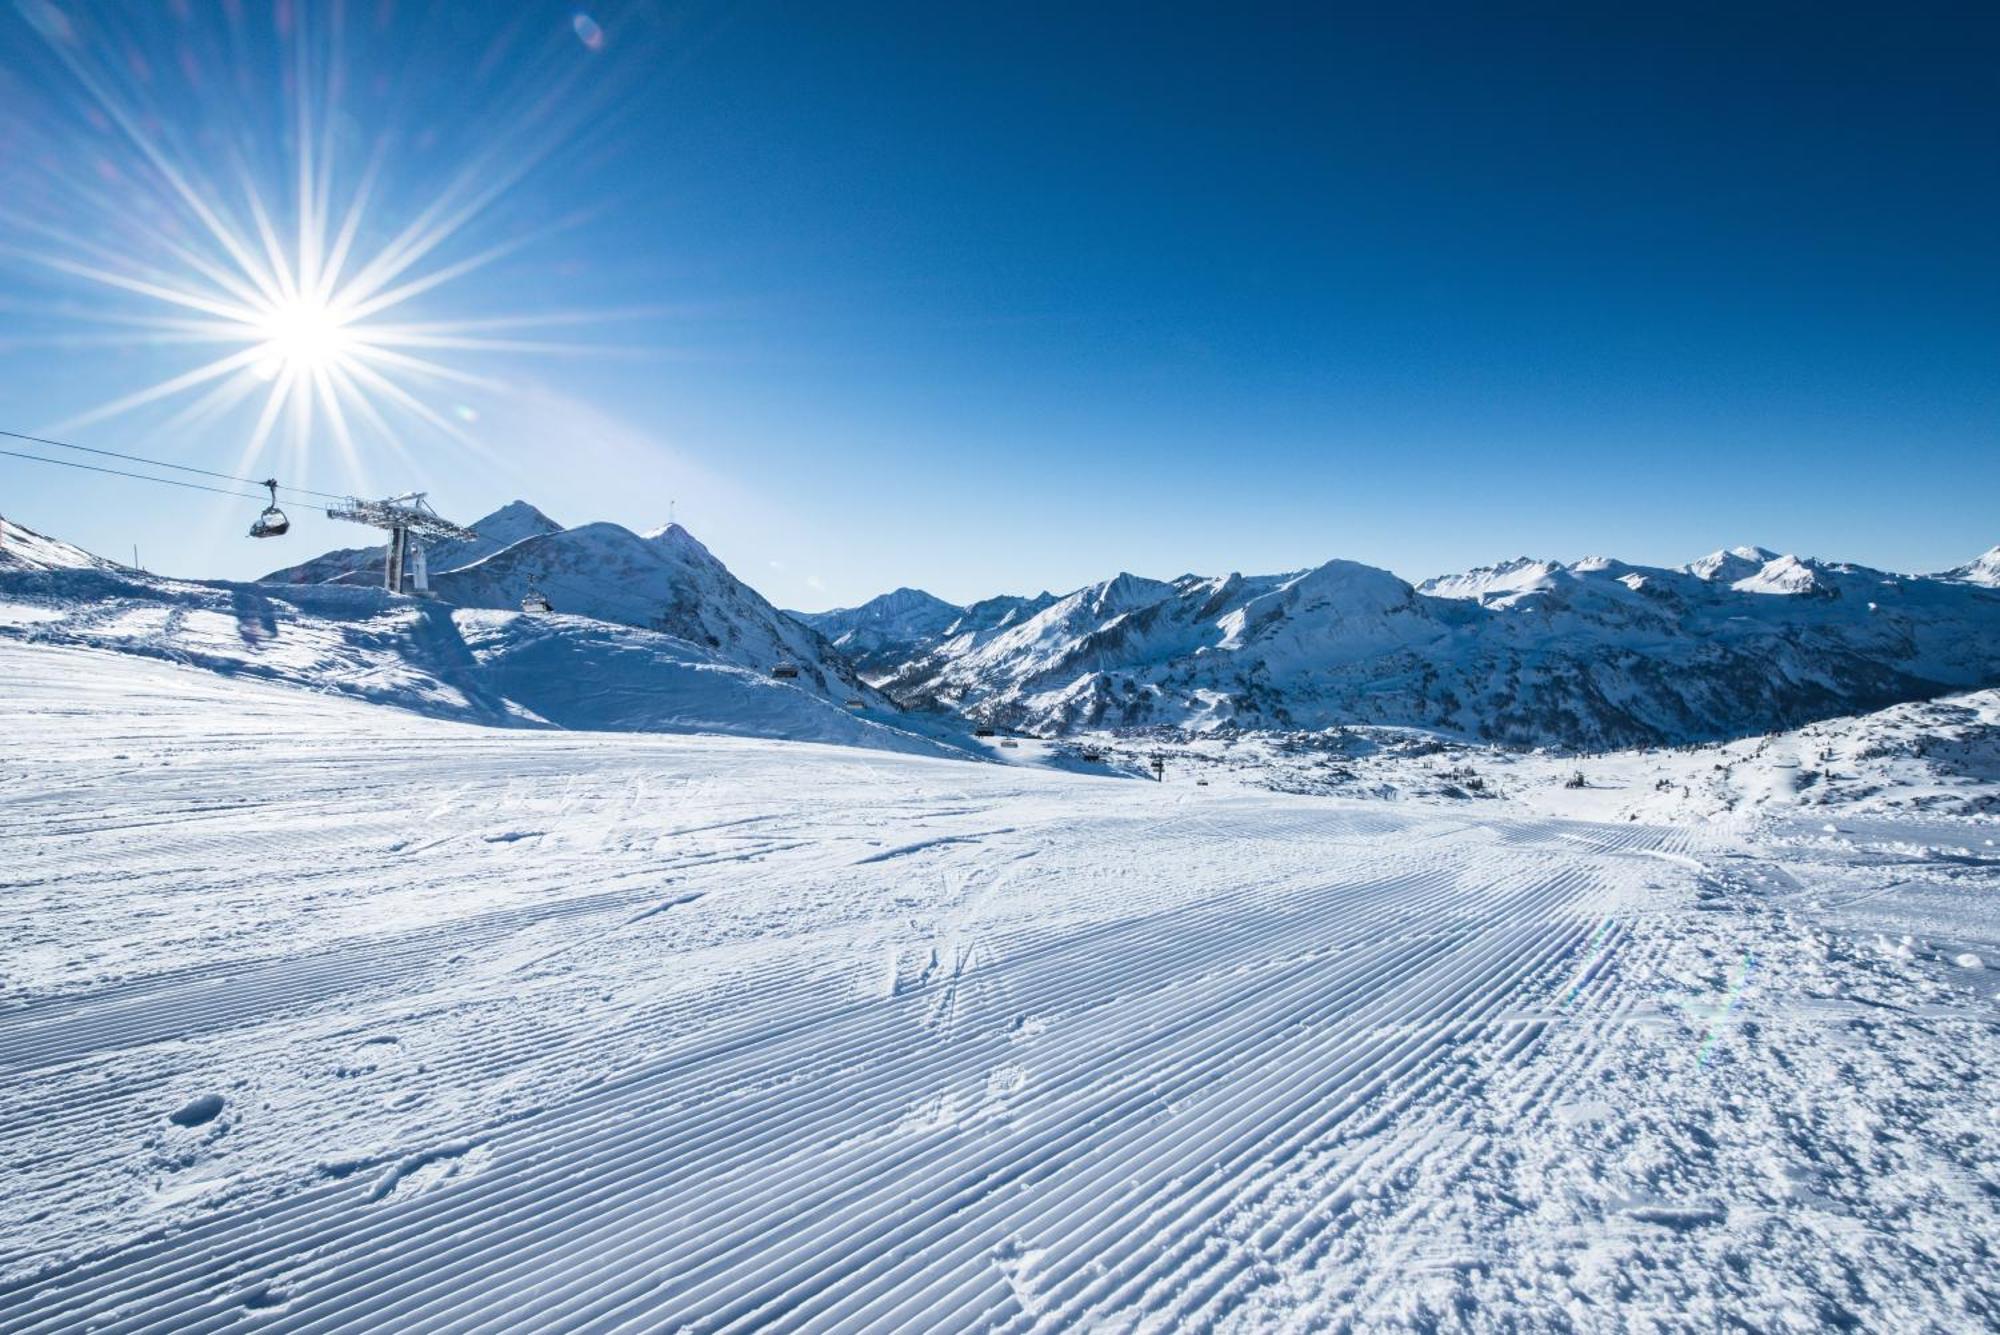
[
  {"left": 771, "top": 662, "right": 800, "bottom": 680},
  {"left": 248, "top": 479, "right": 289, "bottom": 538},
  {"left": 521, "top": 586, "right": 553, "bottom": 614},
  {"left": 844, "top": 697, "right": 865, "bottom": 709}
]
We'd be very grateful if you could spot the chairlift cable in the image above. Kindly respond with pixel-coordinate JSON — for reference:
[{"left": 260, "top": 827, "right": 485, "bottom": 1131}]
[
  {"left": 0, "top": 427, "right": 347, "bottom": 500},
  {"left": 0, "top": 445, "right": 274, "bottom": 502}
]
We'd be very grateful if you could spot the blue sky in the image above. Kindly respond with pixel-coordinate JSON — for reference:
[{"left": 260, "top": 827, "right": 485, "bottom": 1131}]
[{"left": 1, "top": 2, "right": 1995, "bottom": 608}]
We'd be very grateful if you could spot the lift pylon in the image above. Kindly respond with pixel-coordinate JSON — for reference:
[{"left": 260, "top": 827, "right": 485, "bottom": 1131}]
[{"left": 325, "top": 492, "right": 477, "bottom": 594}]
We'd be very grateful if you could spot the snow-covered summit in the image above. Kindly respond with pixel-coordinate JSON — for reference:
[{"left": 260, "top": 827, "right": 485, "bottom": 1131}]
[
  {"left": 1730, "top": 552, "right": 1835, "bottom": 597},
  {"left": 1686, "top": 545, "right": 1778, "bottom": 582},
  {"left": 1418, "top": 557, "right": 1565, "bottom": 606},
  {"left": 790, "top": 587, "right": 966, "bottom": 676},
  {"left": 431, "top": 520, "right": 880, "bottom": 705},
  {"left": 1938, "top": 545, "right": 2000, "bottom": 588},
  {"left": 259, "top": 506, "right": 877, "bottom": 705}
]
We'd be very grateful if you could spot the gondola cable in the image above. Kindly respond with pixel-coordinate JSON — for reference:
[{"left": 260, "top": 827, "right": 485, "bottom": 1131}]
[
  {"left": 0, "top": 427, "right": 345, "bottom": 501},
  {"left": 0, "top": 444, "right": 273, "bottom": 502}
]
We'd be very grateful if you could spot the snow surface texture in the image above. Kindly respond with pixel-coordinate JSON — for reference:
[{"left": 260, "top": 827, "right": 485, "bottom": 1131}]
[
  {"left": 4, "top": 639, "right": 1998, "bottom": 1331},
  {"left": 0, "top": 567, "right": 946, "bottom": 757},
  {"left": 1045, "top": 680, "right": 2000, "bottom": 823},
  {"left": 879, "top": 547, "right": 2000, "bottom": 748}
]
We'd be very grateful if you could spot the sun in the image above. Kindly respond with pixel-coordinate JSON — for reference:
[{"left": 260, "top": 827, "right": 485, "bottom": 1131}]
[
  {"left": 5, "top": 2, "right": 644, "bottom": 481},
  {"left": 254, "top": 298, "right": 358, "bottom": 379}
]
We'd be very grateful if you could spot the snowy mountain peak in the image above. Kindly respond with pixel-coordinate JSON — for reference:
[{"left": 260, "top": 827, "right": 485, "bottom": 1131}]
[
  {"left": 1687, "top": 545, "right": 1779, "bottom": 582},
  {"left": 1283, "top": 558, "right": 1418, "bottom": 608},
  {"left": 1940, "top": 545, "right": 2000, "bottom": 587},
  {"left": 787, "top": 587, "right": 967, "bottom": 676},
  {"left": 640, "top": 519, "right": 720, "bottom": 555},
  {"left": 1731, "top": 553, "right": 1831, "bottom": 597},
  {"left": 1418, "top": 556, "right": 1564, "bottom": 606},
  {"left": 476, "top": 499, "right": 562, "bottom": 534},
  {"left": 1090, "top": 572, "right": 1175, "bottom": 616}
]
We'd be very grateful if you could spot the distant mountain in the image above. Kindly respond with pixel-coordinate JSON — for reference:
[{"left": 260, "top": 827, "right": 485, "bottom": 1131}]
[
  {"left": 259, "top": 500, "right": 564, "bottom": 587},
  {"left": 1417, "top": 557, "right": 1566, "bottom": 606},
  {"left": 790, "top": 587, "right": 965, "bottom": 676},
  {"left": 1938, "top": 545, "right": 2000, "bottom": 588},
  {"left": 264, "top": 505, "right": 881, "bottom": 705},
  {"left": 794, "top": 588, "right": 1063, "bottom": 682},
  {"left": 431, "top": 522, "right": 883, "bottom": 705},
  {"left": 1683, "top": 545, "right": 1779, "bottom": 583},
  {"left": 0, "top": 516, "right": 115, "bottom": 573},
  {"left": 878, "top": 547, "right": 2000, "bottom": 750}
]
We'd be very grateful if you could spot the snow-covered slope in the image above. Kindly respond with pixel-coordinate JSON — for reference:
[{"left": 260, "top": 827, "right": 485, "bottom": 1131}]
[
  {"left": 1939, "top": 544, "right": 2000, "bottom": 588},
  {"left": 0, "top": 515, "right": 115, "bottom": 573},
  {"left": 430, "top": 522, "right": 881, "bottom": 704},
  {"left": 259, "top": 500, "right": 564, "bottom": 587},
  {"left": 5, "top": 638, "right": 1996, "bottom": 1331},
  {"left": 268, "top": 508, "right": 879, "bottom": 705},
  {"left": 1120, "top": 684, "right": 2000, "bottom": 823},
  {"left": 0, "top": 566, "right": 947, "bottom": 755},
  {"left": 883, "top": 547, "right": 2000, "bottom": 749}
]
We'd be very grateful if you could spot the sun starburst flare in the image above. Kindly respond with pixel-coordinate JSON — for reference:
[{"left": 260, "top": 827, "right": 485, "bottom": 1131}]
[{"left": 2, "top": 1, "right": 656, "bottom": 490}]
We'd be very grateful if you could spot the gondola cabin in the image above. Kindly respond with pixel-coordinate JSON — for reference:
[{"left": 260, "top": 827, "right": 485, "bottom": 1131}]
[{"left": 247, "top": 480, "right": 289, "bottom": 538}]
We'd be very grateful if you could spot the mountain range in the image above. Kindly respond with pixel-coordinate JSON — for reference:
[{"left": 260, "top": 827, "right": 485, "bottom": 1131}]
[
  {"left": 807, "top": 543, "right": 2000, "bottom": 749},
  {"left": 263, "top": 502, "right": 882, "bottom": 707},
  {"left": 9, "top": 501, "right": 2000, "bottom": 752}
]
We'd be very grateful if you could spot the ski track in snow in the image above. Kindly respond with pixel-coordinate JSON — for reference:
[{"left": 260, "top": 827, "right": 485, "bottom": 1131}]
[{"left": 3, "top": 643, "right": 1997, "bottom": 1332}]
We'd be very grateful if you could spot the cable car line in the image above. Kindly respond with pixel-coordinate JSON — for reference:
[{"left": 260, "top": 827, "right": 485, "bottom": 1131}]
[
  {"left": 0, "top": 427, "right": 346, "bottom": 500},
  {"left": 0, "top": 445, "right": 275, "bottom": 501}
]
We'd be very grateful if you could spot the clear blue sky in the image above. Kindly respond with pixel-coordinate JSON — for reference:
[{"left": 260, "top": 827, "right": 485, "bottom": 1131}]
[{"left": 1, "top": 1, "right": 1995, "bottom": 608}]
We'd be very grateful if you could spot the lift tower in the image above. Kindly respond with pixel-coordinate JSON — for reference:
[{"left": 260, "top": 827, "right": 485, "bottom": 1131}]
[{"left": 325, "top": 492, "right": 477, "bottom": 595}]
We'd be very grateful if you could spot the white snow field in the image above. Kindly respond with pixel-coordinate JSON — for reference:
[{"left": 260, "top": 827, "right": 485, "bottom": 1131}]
[{"left": 4, "top": 641, "right": 1998, "bottom": 1332}]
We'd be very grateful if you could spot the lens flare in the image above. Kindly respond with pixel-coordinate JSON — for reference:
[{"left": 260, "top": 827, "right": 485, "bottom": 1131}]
[{"left": 0, "top": 3, "right": 652, "bottom": 486}]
